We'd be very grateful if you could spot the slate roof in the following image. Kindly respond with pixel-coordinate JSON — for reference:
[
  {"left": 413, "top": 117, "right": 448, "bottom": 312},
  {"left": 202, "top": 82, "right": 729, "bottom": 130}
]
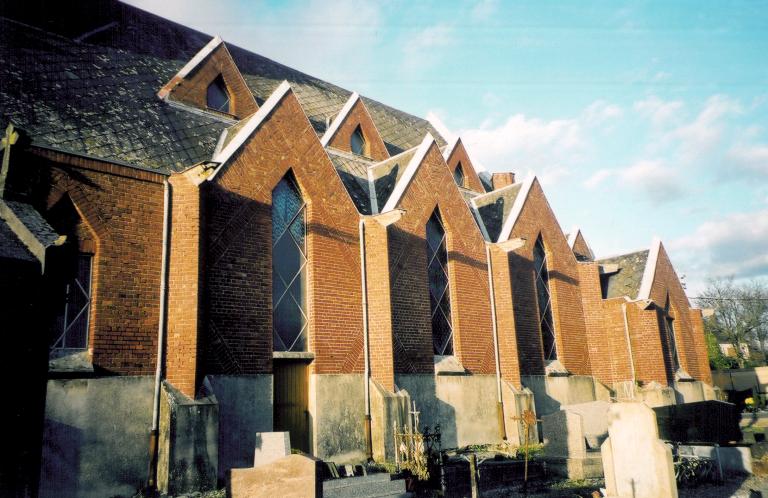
[
  {"left": 0, "top": 220, "right": 35, "bottom": 262},
  {"left": 0, "top": 2, "right": 446, "bottom": 177},
  {"left": 4, "top": 200, "right": 61, "bottom": 247},
  {"left": 597, "top": 249, "right": 650, "bottom": 299},
  {"left": 472, "top": 183, "right": 523, "bottom": 242},
  {"left": 326, "top": 149, "right": 374, "bottom": 215},
  {"left": 370, "top": 148, "right": 418, "bottom": 211}
]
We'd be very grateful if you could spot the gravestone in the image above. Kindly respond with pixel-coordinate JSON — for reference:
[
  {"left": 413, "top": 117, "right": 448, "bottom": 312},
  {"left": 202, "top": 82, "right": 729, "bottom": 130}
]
[
  {"left": 542, "top": 408, "right": 603, "bottom": 479},
  {"left": 601, "top": 402, "right": 677, "bottom": 498},
  {"left": 229, "top": 454, "right": 322, "bottom": 498},
  {"left": 254, "top": 431, "right": 291, "bottom": 467}
]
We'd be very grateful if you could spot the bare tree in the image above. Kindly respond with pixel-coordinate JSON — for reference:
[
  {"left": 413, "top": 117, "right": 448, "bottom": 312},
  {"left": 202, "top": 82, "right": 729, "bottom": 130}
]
[{"left": 696, "top": 277, "right": 768, "bottom": 368}]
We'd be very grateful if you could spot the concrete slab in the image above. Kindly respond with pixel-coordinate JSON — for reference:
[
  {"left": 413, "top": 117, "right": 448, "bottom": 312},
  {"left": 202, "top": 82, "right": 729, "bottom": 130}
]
[
  {"left": 254, "top": 432, "right": 291, "bottom": 467},
  {"left": 229, "top": 454, "right": 322, "bottom": 498}
]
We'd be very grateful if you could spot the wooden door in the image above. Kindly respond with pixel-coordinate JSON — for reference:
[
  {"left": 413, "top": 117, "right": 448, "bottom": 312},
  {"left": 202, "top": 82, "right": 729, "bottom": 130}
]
[{"left": 273, "top": 360, "right": 310, "bottom": 453}]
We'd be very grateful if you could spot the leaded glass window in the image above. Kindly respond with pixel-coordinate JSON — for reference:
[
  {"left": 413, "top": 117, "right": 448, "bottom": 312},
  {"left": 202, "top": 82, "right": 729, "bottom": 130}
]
[
  {"left": 663, "top": 295, "right": 680, "bottom": 371},
  {"left": 426, "top": 210, "right": 453, "bottom": 355},
  {"left": 206, "top": 75, "right": 231, "bottom": 113},
  {"left": 351, "top": 126, "right": 366, "bottom": 156},
  {"left": 453, "top": 163, "right": 465, "bottom": 187},
  {"left": 272, "top": 174, "right": 308, "bottom": 352},
  {"left": 51, "top": 253, "right": 93, "bottom": 350},
  {"left": 534, "top": 235, "right": 557, "bottom": 360}
]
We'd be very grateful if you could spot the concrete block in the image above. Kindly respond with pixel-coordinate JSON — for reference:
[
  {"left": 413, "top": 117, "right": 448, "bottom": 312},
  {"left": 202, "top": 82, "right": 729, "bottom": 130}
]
[
  {"left": 639, "top": 382, "right": 676, "bottom": 408},
  {"left": 229, "top": 454, "right": 322, "bottom": 498},
  {"left": 564, "top": 401, "right": 610, "bottom": 450},
  {"left": 522, "top": 374, "right": 602, "bottom": 419},
  {"left": 205, "top": 374, "right": 272, "bottom": 480},
  {"left": 310, "top": 374, "right": 366, "bottom": 463},
  {"left": 396, "top": 372, "right": 499, "bottom": 449},
  {"left": 39, "top": 376, "right": 154, "bottom": 498},
  {"left": 674, "top": 380, "right": 706, "bottom": 403},
  {"left": 254, "top": 432, "right": 291, "bottom": 467},
  {"left": 543, "top": 410, "right": 586, "bottom": 459},
  {"left": 601, "top": 402, "right": 677, "bottom": 498},
  {"left": 677, "top": 444, "right": 752, "bottom": 474},
  {"left": 158, "top": 381, "right": 218, "bottom": 496},
  {"left": 501, "top": 382, "right": 538, "bottom": 446}
]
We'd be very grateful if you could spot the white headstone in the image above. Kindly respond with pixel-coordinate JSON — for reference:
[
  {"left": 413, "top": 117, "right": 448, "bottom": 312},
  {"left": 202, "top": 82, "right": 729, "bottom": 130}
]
[
  {"left": 253, "top": 431, "right": 291, "bottom": 467},
  {"left": 601, "top": 402, "right": 677, "bottom": 498}
]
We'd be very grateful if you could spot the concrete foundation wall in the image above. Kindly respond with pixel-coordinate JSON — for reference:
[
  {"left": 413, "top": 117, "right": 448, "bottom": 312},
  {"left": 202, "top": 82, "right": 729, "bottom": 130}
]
[
  {"left": 522, "top": 375, "right": 609, "bottom": 419},
  {"left": 501, "top": 382, "right": 538, "bottom": 445},
  {"left": 712, "top": 367, "right": 768, "bottom": 394},
  {"left": 205, "top": 375, "right": 272, "bottom": 480},
  {"left": 310, "top": 374, "right": 367, "bottom": 463},
  {"left": 639, "top": 386, "right": 676, "bottom": 407},
  {"left": 39, "top": 376, "right": 154, "bottom": 498},
  {"left": 396, "top": 373, "right": 499, "bottom": 449}
]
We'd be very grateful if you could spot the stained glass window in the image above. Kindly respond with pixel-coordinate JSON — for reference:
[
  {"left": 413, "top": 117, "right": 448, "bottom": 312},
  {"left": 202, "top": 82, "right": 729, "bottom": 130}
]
[
  {"left": 534, "top": 235, "right": 557, "bottom": 361},
  {"left": 426, "top": 210, "right": 453, "bottom": 355},
  {"left": 272, "top": 173, "right": 308, "bottom": 352}
]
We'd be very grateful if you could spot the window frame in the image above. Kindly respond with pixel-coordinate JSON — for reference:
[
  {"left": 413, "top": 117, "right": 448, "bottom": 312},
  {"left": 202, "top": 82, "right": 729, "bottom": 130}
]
[
  {"left": 453, "top": 162, "right": 465, "bottom": 187},
  {"left": 271, "top": 173, "right": 309, "bottom": 353},
  {"left": 350, "top": 125, "right": 367, "bottom": 156},
  {"left": 206, "top": 74, "right": 232, "bottom": 114},
  {"left": 533, "top": 234, "right": 557, "bottom": 361},
  {"left": 50, "top": 252, "right": 94, "bottom": 352},
  {"left": 426, "top": 209, "right": 454, "bottom": 356}
]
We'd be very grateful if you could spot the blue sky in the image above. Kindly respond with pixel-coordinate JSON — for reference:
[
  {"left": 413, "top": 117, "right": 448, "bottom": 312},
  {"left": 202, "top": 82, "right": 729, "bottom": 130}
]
[{"left": 125, "top": 0, "right": 768, "bottom": 296}]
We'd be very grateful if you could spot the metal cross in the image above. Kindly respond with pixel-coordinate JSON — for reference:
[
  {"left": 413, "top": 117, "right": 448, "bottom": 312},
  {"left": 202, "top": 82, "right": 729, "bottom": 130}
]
[
  {"left": 0, "top": 123, "right": 20, "bottom": 198},
  {"left": 409, "top": 401, "right": 420, "bottom": 432},
  {"left": 510, "top": 407, "right": 541, "bottom": 488}
]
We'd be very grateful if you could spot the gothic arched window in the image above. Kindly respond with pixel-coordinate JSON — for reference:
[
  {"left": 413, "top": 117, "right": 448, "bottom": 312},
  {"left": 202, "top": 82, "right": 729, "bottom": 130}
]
[
  {"left": 350, "top": 125, "right": 366, "bottom": 156},
  {"left": 453, "top": 162, "right": 465, "bottom": 187},
  {"left": 662, "top": 294, "right": 680, "bottom": 371},
  {"left": 426, "top": 209, "right": 453, "bottom": 355},
  {"left": 206, "top": 75, "right": 231, "bottom": 113},
  {"left": 272, "top": 173, "right": 308, "bottom": 352},
  {"left": 534, "top": 235, "right": 557, "bottom": 361}
]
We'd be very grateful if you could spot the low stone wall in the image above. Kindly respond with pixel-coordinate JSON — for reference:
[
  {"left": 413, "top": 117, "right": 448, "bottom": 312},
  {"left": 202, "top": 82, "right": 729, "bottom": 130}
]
[
  {"left": 39, "top": 376, "right": 154, "bottom": 498},
  {"left": 206, "top": 374, "right": 272, "bottom": 480},
  {"left": 370, "top": 379, "right": 410, "bottom": 462},
  {"left": 396, "top": 373, "right": 499, "bottom": 449},
  {"left": 521, "top": 374, "right": 611, "bottom": 419}
]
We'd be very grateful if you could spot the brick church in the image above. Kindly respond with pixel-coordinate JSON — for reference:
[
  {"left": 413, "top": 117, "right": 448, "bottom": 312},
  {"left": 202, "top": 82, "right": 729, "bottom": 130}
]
[{"left": 0, "top": 1, "right": 713, "bottom": 496}]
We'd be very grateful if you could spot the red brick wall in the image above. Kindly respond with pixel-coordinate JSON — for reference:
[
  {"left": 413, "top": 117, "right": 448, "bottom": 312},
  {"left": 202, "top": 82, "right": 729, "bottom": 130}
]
[
  {"left": 444, "top": 140, "right": 486, "bottom": 193},
  {"left": 166, "top": 172, "right": 204, "bottom": 397},
  {"left": 327, "top": 98, "right": 389, "bottom": 162},
  {"left": 386, "top": 142, "right": 495, "bottom": 375},
  {"left": 365, "top": 219, "right": 396, "bottom": 390},
  {"left": 203, "top": 89, "right": 364, "bottom": 376},
  {"left": 507, "top": 180, "right": 591, "bottom": 376},
  {"left": 14, "top": 150, "right": 165, "bottom": 376},
  {"left": 491, "top": 246, "right": 522, "bottom": 388},
  {"left": 646, "top": 244, "right": 712, "bottom": 384},
  {"left": 571, "top": 232, "right": 592, "bottom": 261},
  {"left": 626, "top": 303, "right": 671, "bottom": 385},
  {"left": 163, "top": 43, "right": 258, "bottom": 120}
]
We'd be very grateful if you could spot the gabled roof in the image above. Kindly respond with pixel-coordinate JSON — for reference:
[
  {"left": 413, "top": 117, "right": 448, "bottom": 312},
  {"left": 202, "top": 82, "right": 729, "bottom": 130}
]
[
  {"left": 0, "top": 199, "right": 61, "bottom": 270},
  {"left": 596, "top": 249, "right": 651, "bottom": 300},
  {"left": 470, "top": 183, "right": 523, "bottom": 242},
  {"left": 568, "top": 226, "right": 595, "bottom": 262},
  {"left": 637, "top": 238, "right": 662, "bottom": 301},
  {"left": 495, "top": 174, "right": 536, "bottom": 243},
  {"left": 157, "top": 35, "right": 223, "bottom": 98},
  {"left": 369, "top": 146, "right": 419, "bottom": 214},
  {"left": 327, "top": 148, "right": 375, "bottom": 215},
  {"left": 320, "top": 92, "right": 359, "bottom": 147},
  {"left": 0, "top": 3, "right": 445, "bottom": 174},
  {"left": 380, "top": 134, "right": 435, "bottom": 212}
]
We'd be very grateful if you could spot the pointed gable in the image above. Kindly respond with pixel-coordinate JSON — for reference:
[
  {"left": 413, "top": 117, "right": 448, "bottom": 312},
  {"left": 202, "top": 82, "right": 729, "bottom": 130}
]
[
  {"left": 568, "top": 227, "right": 595, "bottom": 262},
  {"left": 158, "top": 36, "right": 258, "bottom": 120},
  {"left": 443, "top": 138, "right": 485, "bottom": 193},
  {"left": 320, "top": 93, "right": 389, "bottom": 162}
]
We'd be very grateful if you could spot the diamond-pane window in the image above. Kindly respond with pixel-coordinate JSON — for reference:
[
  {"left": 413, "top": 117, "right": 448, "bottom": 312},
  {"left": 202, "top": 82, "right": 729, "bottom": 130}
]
[
  {"left": 51, "top": 253, "right": 93, "bottom": 350},
  {"left": 534, "top": 235, "right": 557, "bottom": 361},
  {"left": 426, "top": 210, "right": 453, "bottom": 355},
  {"left": 272, "top": 174, "right": 308, "bottom": 352},
  {"left": 663, "top": 295, "right": 680, "bottom": 371}
]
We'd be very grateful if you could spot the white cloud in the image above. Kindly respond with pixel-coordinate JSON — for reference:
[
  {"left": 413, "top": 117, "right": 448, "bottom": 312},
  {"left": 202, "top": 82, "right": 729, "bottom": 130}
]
[
  {"left": 671, "top": 209, "right": 768, "bottom": 282},
  {"left": 582, "top": 160, "right": 683, "bottom": 202},
  {"left": 472, "top": 0, "right": 499, "bottom": 21},
  {"left": 666, "top": 95, "right": 742, "bottom": 163},
  {"left": 726, "top": 143, "right": 768, "bottom": 177},
  {"left": 582, "top": 100, "right": 623, "bottom": 126},
  {"left": 634, "top": 95, "right": 684, "bottom": 127},
  {"left": 402, "top": 24, "right": 454, "bottom": 73}
]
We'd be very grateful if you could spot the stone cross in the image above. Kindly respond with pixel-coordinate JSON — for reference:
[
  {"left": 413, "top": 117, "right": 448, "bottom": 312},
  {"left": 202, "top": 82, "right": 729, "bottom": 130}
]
[
  {"left": 409, "top": 401, "right": 420, "bottom": 432},
  {"left": 0, "top": 123, "right": 19, "bottom": 198}
]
